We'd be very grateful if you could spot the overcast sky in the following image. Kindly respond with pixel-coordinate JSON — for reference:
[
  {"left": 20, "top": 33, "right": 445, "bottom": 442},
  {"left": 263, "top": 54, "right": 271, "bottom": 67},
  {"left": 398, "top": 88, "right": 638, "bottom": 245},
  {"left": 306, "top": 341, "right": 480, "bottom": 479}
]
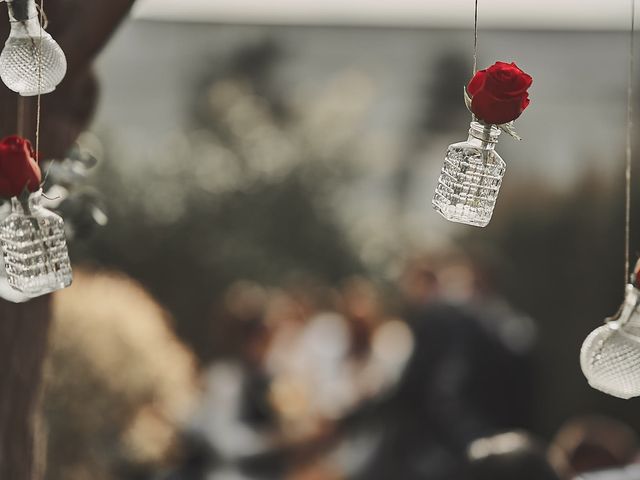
[{"left": 133, "top": 0, "right": 633, "bottom": 30}]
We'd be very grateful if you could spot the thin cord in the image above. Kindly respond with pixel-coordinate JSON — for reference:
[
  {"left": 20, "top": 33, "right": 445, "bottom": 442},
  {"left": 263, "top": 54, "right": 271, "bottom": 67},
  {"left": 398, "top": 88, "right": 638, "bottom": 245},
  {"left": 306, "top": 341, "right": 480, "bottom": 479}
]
[
  {"left": 35, "top": 2, "right": 48, "bottom": 29},
  {"left": 625, "top": 0, "right": 635, "bottom": 287},
  {"left": 37, "top": 0, "right": 56, "bottom": 188},
  {"left": 16, "top": 96, "right": 25, "bottom": 137},
  {"left": 35, "top": 0, "right": 43, "bottom": 160},
  {"left": 472, "top": 0, "right": 478, "bottom": 75}
]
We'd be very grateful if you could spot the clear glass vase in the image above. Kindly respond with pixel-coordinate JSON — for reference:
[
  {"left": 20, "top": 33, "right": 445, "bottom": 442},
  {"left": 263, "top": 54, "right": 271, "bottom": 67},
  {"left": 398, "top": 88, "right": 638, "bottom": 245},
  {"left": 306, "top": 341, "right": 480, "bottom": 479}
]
[
  {"left": 580, "top": 284, "right": 640, "bottom": 399},
  {"left": 0, "top": 190, "right": 72, "bottom": 295},
  {"left": 432, "top": 121, "right": 506, "bottom": 227},
  {"left": 0, "top": 0, "right": 67, "bottom": 96}
]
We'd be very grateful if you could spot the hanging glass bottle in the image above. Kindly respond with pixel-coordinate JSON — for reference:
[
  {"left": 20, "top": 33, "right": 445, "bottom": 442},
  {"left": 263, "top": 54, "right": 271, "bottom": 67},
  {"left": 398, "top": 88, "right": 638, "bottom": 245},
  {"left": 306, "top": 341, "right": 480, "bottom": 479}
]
[
  {"left": 0, "top": 189, "right": 72, "bottom": 295},
  {"left": 0, "top": 0, "right": 67, "bottom": 96},
  {"left": 432, "top": 121, "right": 506, "bottom": 227},
  {"left": 580, "top": 283, "right": 640, "bottom": 399}
]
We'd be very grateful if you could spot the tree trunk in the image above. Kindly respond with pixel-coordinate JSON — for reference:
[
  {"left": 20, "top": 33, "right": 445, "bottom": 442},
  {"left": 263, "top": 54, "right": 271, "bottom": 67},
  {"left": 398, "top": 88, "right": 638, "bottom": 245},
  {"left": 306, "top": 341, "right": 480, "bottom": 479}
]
[{"left": 0, "top": 297, "right": 51, "bottom": 480}]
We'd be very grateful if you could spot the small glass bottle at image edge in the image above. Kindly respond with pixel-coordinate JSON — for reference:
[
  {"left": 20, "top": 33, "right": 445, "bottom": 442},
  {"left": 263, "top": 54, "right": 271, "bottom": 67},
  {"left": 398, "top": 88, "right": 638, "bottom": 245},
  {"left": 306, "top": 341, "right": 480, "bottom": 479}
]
[
  {"left": 580, "top": 284, "right": 640, "bottom": 399},
  {"left": 0, "top": 190, "right": 72, "bottom": 295},
  {"left": 432, "top": 121, "right": 506, "bottom": 227}
]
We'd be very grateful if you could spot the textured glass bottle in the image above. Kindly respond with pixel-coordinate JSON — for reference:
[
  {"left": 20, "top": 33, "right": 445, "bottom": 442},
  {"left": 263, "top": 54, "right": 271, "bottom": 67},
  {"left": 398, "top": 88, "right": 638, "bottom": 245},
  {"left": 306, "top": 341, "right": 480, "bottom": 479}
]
[
  {"left": 580, "top": 284, "right": 640, "bottom": 399},
  {"left": 432, "top": 122, "right": 506, "bottom": 227},
  {"left": 0, "top": 191, "right": 72, "bottom": 295},
  {"left": 0, "top": 0, "right": 67, "bottom": 96}
]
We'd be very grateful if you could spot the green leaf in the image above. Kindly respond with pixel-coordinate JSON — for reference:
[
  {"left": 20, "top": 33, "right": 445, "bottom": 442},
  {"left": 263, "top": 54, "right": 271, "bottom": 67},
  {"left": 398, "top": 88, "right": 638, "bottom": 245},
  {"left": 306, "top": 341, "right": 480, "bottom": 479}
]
[
  {"left": 498, "top": 121, "right": 522, "bottom": 141},
  {"left": 463, "top": 86, "right": 473, "bottom": 113}
]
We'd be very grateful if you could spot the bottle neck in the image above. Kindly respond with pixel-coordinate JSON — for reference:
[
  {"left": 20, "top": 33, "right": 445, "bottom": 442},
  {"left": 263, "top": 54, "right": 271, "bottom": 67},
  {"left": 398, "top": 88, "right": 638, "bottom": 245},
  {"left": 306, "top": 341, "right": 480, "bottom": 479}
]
[
  {"left": 11, "top": 189, "right": 41, "bottom": 215},
  {"left": 466, "top": 121, "right": 500, "bottom": 150},
  {"left": 7, "top": 0, "right": 37, "bottom": 23},
  {"left": 617, "top": 284, "right": 640, "bottom": 326},
  {"left": 6, "top": 0, "right": 47, "bottom": 38}
]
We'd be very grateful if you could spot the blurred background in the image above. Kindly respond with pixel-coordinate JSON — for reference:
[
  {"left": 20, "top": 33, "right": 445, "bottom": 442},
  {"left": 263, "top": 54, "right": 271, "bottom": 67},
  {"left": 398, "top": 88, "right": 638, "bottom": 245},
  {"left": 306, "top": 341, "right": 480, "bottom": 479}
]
[{"left": 41, "top": 1, "right": 640, "bottom": 479}]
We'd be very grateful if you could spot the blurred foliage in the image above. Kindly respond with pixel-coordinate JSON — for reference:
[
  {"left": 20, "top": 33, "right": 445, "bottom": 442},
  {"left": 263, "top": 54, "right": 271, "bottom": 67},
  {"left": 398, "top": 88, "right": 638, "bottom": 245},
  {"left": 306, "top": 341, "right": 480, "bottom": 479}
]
[
  {"left": 45, "top": 269, "right": 197, "bottom": 480},
  {"left": 75, "top": 39, "right": 372, "bottom": 361}
]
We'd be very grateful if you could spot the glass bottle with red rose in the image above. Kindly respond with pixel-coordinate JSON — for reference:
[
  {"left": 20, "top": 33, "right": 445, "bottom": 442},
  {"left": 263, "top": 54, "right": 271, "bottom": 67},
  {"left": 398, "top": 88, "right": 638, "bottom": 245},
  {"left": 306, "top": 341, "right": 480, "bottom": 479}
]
[
  {"left": 0, "top": 189, "right": 72, "bottom": 295},
  {"left": 432, "top": 121, "right": 505, "bottom": 227}
]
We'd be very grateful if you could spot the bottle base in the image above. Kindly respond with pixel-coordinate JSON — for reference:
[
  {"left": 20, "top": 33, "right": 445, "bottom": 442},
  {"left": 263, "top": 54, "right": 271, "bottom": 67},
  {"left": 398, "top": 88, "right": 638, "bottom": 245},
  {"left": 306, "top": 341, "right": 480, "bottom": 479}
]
[
  {"left": 585, "top": 380, "right": 637, "bottom": 400},
  {"left": 18, "top": 86, "right": 56, "bottom": 96},
  {"left": 7, "top": 272, "right": 72, "bottom": 296},
  {"left": 432, "top": 199, "right": 491, "bottom": 227}
]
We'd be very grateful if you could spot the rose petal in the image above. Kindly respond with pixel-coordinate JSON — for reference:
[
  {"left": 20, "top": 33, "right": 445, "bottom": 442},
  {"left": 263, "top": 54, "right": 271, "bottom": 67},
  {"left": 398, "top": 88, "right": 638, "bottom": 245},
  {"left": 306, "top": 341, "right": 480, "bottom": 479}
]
[
  {"left": 471, "top": 90, "right": 527, "bottom": 125},
  {"left": 486, "top": 71, "right": 526, "bottom": 97},
  {"left": 481, "top": 62, "right": 532, "bottom": 98},
  {"left": 467, "top": 69, "right": 487, "bottom": 96},
  {"left": 0, "top": 135, "right": 42, "bottom": 198}
]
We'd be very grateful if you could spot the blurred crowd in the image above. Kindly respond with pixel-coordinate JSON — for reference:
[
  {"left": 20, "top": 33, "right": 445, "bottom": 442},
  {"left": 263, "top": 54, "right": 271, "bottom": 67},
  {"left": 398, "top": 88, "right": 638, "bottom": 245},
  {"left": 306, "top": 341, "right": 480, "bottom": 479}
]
[{"left": 43, "top": 255, "right": 640, "bottom": 480}]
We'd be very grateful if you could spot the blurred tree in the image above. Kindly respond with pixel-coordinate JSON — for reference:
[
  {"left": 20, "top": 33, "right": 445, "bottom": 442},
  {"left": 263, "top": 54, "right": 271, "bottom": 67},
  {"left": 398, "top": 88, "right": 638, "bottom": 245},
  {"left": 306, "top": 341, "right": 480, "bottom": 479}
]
[
  {"left": 45, "top": 269, "right": 197, "bottom": 480},
  {"left": 78, "top": 39, "right": 366, "bottom": 361},
  {"left": 190, "top": 38, "right": 290, "bottom": 129}
]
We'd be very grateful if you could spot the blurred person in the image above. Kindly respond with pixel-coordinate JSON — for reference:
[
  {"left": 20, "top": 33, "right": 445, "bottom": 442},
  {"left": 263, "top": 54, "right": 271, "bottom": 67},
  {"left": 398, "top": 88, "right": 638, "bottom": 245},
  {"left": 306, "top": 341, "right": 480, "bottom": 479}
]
[
  {"left": 549, "top": 416, "right": 640, "bottom": 480},
  {"left": 456, "top": 250, "right": 537, "bottom": 429},
  {"left": 265, "top": 285, "right": 319, "bottom": 388},
  {"left": 271, "top": 277, "right": 412, "bottom": 425},
  {"left": 265, "top": 278, "right": 399, "bottom": 431},
  {"left": 339, "top": 277, "right": 414, "bottom": 408},
  {"left": 436, "top": 249, "right": 536, "bottom": 362},
  {"left": 466, "top": 431, "right": 560, "bottom": 480},
  {"left": 209, "top": 280, "right": 270, "bottom": 360},
  {"left": 193, "top": 280, "right": 346, "bottom": 479},
  {"left": 573, "top": 465, "right": 640, "bottom": 480},
  {"left": 262, "top": 285, "right": 332, "bottom": 447},
  {"left": 262, "top": 277, "right": 413, "bottom": 480},
  {"left": 269, "top": 309, "right": 354, "bottom": 433},
  {"left": 262, "top": 277, "right": 413, "bottom": 479},
  {"left": 286, "top": 461, "right": 343, "bottom": 480},
  {"left": 353, "top": 255, "right": 537, "bottom": 480},
  {"left": 192, "top": 276, "right": 414, "bottom": 479},
  {"left": 340, "top": 277, "right": 385, "bottom": 358},
  {"left": 190, "top": 281, "right": 281, "bottom": 478},
  {"left": 464, "top": 250, "right": 537, "bottom": 360},
  {"left": 45, "top": 268, "right": 199, "bottom": 480},
  {"left": 399, "top": 255, "right": 440, "bottom": 312}
]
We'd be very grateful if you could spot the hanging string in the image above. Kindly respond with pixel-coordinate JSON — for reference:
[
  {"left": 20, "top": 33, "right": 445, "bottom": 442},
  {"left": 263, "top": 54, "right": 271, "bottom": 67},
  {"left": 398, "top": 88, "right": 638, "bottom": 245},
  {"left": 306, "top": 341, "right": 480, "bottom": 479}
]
[
  {"left": 35, "top": 1, "right": 48, "bottom": 29},
  {"left": 471, "top": 0, "right": 480, "bottom": 128},
  {"left": 625, "top": 0, "right": 635, "bottom": 287},
  {"left": 472, "top": 0, "right": 479, "bottom": 75},
  {"left": 16, "top": 96, "right": 25, "bottom": 137},
  {"left": 35, "top": 0, "right": 44, "bottom": 160}
]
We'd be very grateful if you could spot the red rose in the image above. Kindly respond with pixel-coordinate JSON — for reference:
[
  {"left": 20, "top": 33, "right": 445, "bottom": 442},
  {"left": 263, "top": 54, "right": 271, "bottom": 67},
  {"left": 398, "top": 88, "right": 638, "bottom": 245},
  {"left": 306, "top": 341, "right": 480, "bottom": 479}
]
[
  {"left": 467, "top": 61, "right": 532, "bottom": 125},
  {"left": 0, "top": 135, "right": 42, "bottom": 198},
  {"left": 634, "top": 258, "right": 640, "bottom": 289}
]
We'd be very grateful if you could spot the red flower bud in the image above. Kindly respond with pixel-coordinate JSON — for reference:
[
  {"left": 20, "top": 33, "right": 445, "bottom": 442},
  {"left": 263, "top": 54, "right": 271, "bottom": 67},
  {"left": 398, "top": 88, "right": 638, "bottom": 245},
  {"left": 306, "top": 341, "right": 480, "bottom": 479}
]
[
  {"left": 0, "top": 135, "right": 42, "bottom": 199},
  {"left": 468, "top": 61, "right": 533, "bottom": 125}
]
